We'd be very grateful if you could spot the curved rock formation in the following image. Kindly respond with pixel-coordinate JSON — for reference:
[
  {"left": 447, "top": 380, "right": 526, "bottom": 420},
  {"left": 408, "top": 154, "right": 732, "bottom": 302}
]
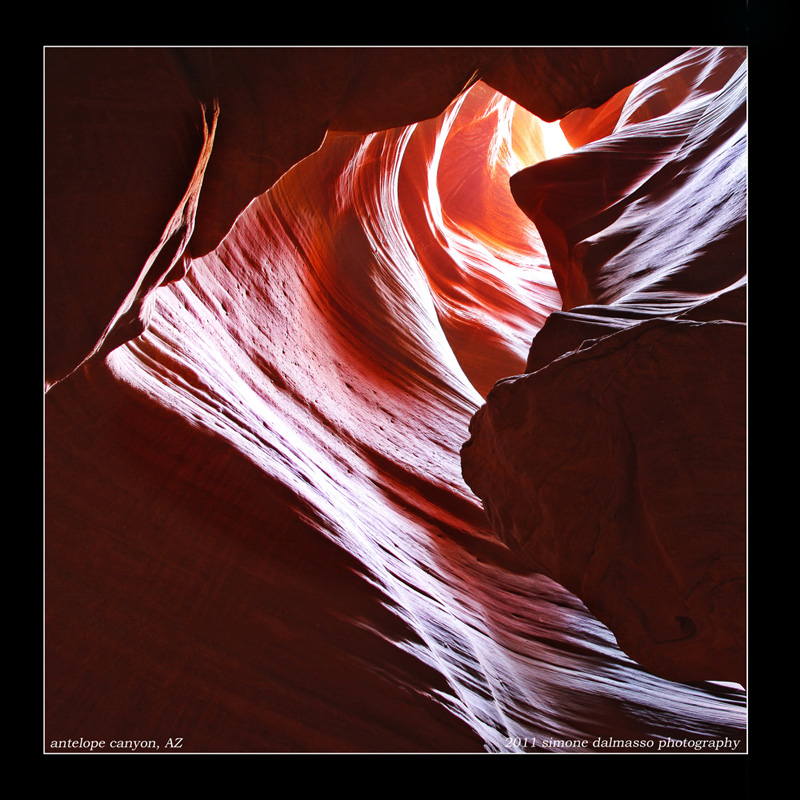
[
  {"left": 45, "top": 46, "right": 685, "bottom": 392},
  {"left": 462, "top": 47, "right": 747, "bottom": 686},
  {"left": 45, "top": 46, "right": 746, "bottom": 753}
]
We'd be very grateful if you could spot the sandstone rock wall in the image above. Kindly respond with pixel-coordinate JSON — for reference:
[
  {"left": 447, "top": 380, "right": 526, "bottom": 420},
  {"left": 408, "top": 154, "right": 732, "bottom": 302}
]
[
  {"left": 462, "top": 47, "right": 747, "bottom": 686},
  {"left": 45, "top": 46, "right": 746, "bottom": 753}
]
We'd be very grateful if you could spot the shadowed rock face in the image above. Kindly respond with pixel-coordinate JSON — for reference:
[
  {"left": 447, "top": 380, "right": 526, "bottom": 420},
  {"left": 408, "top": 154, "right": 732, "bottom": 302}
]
[
  {"left": 463, "top": 318, "right": 745, "bottom": 684},
  {"left": 45, "top": 46, "right": 746, "bottom": 754},
  {"left": 462, "top": 47, "right": 747, "bottom": 686}
]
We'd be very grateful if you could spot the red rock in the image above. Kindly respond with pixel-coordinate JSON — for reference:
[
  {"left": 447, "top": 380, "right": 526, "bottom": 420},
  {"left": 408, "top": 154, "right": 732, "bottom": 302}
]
[
  {"left": 463, "top": 319, "right": 746, "bottom": 685},
  {"left": 45, "top": 46, "right": 685, "bottom": 391},
  {"left": 509, "top": 46, "right": 747, "bottom": 312},
  {"left": 44, "top": 48, "right": 216, "bottom": 389},
  {"left": 480, "top": 48, "right": 687, "bottom": 123},
  {"left": 463, "top": 47, "right": 747, "bottom": 686},
  {"left": 45, "top": 47, "right": 746, "bottom": 753}
]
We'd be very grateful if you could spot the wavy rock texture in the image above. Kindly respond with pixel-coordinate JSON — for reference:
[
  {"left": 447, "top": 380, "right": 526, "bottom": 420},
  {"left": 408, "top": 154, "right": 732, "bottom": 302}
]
[
  {"left": 45, "top": 47, "right": 746, "bottom": 753},
  {"left": 463, "top": 47, "right": 747, "bottom": 687},
  {"left": 45, "top": 47, "right": 684, "bottom": 392}
]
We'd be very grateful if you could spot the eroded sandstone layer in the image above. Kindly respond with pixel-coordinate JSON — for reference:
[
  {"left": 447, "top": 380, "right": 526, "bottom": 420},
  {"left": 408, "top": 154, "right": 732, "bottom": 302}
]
[
  {"left": 45, "top": 47, "right": 684, "bottom": 392},
  {"left": 462, "top": 47, "right": 747, "bottom": 686},
  {"left": 45, "top": 47, "right": 746, "bottom": 753}
]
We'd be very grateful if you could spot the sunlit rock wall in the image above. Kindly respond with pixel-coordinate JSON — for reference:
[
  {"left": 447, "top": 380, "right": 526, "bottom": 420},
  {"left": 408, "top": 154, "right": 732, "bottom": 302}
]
[
  {"left": 45, "top": 47, "right": 684, "bottom": 392},
  {"left": 462, "top": 47, "right": 747, "bottom": 687},
  {"left": 45, "top": 46, "right": 746, "bottom": 754}
]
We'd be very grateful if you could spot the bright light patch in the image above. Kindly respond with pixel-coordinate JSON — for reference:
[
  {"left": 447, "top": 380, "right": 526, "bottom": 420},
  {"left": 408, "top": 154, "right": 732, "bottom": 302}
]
[
  {"left": 540, "top": 119, "right": 573, "bottom": 160},
  {"left": 510, "top": 103, "right": 573, "bottom": 168}
]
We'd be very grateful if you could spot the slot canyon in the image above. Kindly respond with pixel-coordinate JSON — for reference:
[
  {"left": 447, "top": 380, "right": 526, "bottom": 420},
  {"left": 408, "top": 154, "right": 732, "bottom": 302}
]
[{"left": 44, "top": 46, "right": 747, "bottom": 754}]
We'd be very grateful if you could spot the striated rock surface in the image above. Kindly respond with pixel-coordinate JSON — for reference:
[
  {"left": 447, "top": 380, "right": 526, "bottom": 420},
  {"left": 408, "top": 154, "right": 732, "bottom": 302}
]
[
  {"left": 45, "top": 46, "right": 684, "bottom": 392},
  {"left": 462, "top": 47, "right": 747, "bottom": 686},
  {"left": 46, "top": 46, "right": 746, "bottom": 754}
]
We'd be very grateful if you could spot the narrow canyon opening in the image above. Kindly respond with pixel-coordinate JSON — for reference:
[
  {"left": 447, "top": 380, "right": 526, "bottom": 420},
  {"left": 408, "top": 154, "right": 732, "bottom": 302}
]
[{"left": 45, "top": 46, "right": 747, "bottom": 755}]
